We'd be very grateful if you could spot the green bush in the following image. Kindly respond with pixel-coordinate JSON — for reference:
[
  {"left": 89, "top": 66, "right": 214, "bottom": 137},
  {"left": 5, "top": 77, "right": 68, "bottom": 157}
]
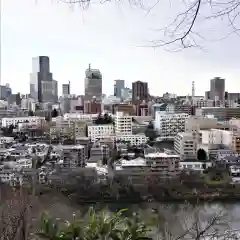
[{"left": 37, "top": 208, "right": 152, "bottom": 240}]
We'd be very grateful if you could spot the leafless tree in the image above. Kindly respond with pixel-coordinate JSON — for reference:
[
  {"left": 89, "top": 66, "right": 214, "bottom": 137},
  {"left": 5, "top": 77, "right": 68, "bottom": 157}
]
[
  {"left": 144, "top": 203, "right": 239, "bottom": 239},
  {"left": 56, "top": 0, "right": 240, "bottom": 50},
  {"left": 0, "top": 184, "right": 30, "bottom": 240}
]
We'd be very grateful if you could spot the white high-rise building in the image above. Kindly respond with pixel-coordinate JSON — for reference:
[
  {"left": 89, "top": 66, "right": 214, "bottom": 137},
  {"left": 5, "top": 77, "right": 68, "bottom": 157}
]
[
  {"left": 155, "top": 112, "right": 189, "bottom": 140},
  {"left": 115, "top": 111, "right": 132, "bottom": 135}
]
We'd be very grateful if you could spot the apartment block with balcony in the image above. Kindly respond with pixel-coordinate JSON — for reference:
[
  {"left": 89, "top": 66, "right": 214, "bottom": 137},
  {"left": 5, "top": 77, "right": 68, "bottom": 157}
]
[
  {"left": 62, "top": 145, "right": 85, "bottom": 168},
  {"left": 115, "top": 111, "right": 132, "bottom": 135},
  {"left": 155, "top": 112, "right": 189, "bottom": 140},
  {"left": 144, "top": 152, "right": 180, "bottom": 179},
  {"left": 174, "top": 132, "right": 199, "bottom": 160}
]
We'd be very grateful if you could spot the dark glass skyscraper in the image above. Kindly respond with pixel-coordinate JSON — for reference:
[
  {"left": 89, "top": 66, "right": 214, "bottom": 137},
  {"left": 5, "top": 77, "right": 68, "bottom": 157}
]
[{"left": 30, "top": 56, "right": 58, "bottom": 103}]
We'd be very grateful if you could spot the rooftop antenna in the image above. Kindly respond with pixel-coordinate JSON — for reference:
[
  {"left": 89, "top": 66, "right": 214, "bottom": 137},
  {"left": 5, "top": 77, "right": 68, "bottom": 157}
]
[{"left": 88, "top": 63, "right": 91, "bottom": 70}]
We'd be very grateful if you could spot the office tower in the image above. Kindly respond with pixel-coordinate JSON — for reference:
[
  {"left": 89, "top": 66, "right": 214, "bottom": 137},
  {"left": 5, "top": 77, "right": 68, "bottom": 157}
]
[
  {"left": 62, "top": 81, "right": 70, "bottom": 96},
  {"left": 132, "top": 81, "right": 148, "bottom": 103},
  {"left": 30, "top": 56, "right": 58, "bottom": 103},
  {"left": 210, "top": 77, "right": 225, "bottom": 101},
  {"left": 114, "top": 80, "right": 125, "bottom": 98},
  {"left": 84, "top": 64, "right": 102, "bottom": 101}
]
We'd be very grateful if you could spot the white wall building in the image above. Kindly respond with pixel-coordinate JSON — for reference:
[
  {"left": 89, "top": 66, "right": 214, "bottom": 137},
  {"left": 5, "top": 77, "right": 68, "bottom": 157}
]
[
  {"left": 116, "top": 134, "right": 148, "bottom": 146},
  {"left": 179, "top": 161, "right": 212, "bottom": 172},
  {"left": 115, "top": 111, "right": 132, "bottom": 135},
  {"left": 64, "top": 113, "right": 98, "bottom": 121},
  {"left": 155, "top": 112, "right": 189, "bottom": 140},
  {"left": 88, "top": 124, "right": 114, "bottom": 142},
  {"left": 174, "top": 132, "right": 199, "bottom": 160},
  {"left": 2, "top": 116, "right": 44, "bottom": 128},
  {"left": 208, "top": 129, "right": 232, "bottom": 146}
]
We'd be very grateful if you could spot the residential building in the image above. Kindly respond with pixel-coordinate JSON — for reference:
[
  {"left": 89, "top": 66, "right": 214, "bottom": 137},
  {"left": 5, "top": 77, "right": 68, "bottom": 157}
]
[
  {"left": 132, "top": 81, "right": 148, "bottom": 103},
  {"left": 155, "top": 112, "right": 189, "bottom": 140},
  {"left": 201, "top": 129, "right": 233, "bottom": 147},
  {"left": 88, "top": 124, "right": 114, "bottom": 142},
  {"left": 2, "top": 116, "right": 45, "bottom": 128},
  {"left": 115, "top": 111, "right": 132, "bottom": 135},
  {"left": 144, "top": 151, "right": 180, "bottom": 179},
  {"left": 30, "top": 56, "right": 58, "bottom": 103},
  {"left": 174, "top": 132, "right": 199, "bottom": 160},
  {"left": 114, "top": 80, "right": 125, "bottom": 98},
  {"left": 116, "top": 134, "right": 148, "bottom": 146},
  {"left": 84, "top": 64, "right": 102, "bottom": 101},
  {"left": 210, "top": 77, "right": 225, "bottom": 101},
  {"left": 89, "top": 142, "right": 110, "bottom": 164},
  {"left": 62, "top": 145, "right": 85, "bottom": 168},
  {"left": 179, "top": 162, "right": 212, "bottom": 172}
]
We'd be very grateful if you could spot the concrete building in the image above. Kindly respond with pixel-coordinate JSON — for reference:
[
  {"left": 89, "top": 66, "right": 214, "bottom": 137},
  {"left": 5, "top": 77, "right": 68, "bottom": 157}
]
[
  {"left": 179, "top": 161, "right": 212, "bottom": 172},
  {"left": 62, "top": 81, "right": 70, "bottom": 96},
  {"left": 132, "top": 81, "right": 148, "bottom": 103},
  {"left": 114, "top": 80, "right": 125, "bottom": 98},
  {"left": 210, "top": 77, "right": 225, "bottom": 101},
  {"left": 116, "top": 134, "right": 148, "bottom": 146},
  {"left": 62, "top": 145, "right": 85, "bottom": 168},
  {"left": 88, "top": 124, "right": 114, "bottom": 142},
  {"left": 89, "top": 142, "right": 110, "bottom": 164},
  {"left": 155, "top": 112, "right": 189, "bottom": 140},
  {"left": 201, "top": 129, "right": 232, "bottom": 147},
  {"left": 84, "top": 64, "right": 102, "bottom": 101},
  {"left": 144, "top": 151, "right": 180, "bottom": 179},
  {"left": 196, "top": 107, "right": 240, "bottom": 121},
  {"left": 115, "top": 111, "right": 132, "bottom": 135},
  {"left": 30, "top": 56, "right": 58, "bottom": 103},
  {"left": 174, "top": 132, "right": 199, "bottom": 160}
]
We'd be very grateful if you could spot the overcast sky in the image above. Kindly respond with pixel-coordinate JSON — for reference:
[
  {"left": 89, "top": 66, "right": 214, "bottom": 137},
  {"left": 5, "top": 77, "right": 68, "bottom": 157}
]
[{"left": 2, "top": 0, "right": 240, "bottom": 96}]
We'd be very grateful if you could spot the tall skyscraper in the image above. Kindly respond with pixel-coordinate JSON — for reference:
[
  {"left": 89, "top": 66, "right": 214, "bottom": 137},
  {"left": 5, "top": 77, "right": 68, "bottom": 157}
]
[
  {"left": 114, "top": 80, "right": 125, "bottom": 98},
  {"left": 30, "top": 56, "right": 58, "bottom": 103},
  {"left": 210, "top": 77, "right": 225, "bottom": 101},
  {"left": 132, "top": 81, "right": 148, "bottom": 103},
  {"left": 84, "top": 64, "right": 102, "bottom": 101},
  {"left": 62, "top": 81, "right": 70, "bottom": 96}
]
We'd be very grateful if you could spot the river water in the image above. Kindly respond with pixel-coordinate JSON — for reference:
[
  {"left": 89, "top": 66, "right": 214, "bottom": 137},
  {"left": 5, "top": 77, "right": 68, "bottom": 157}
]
[{"left": 85, "top": 201, "right": 240, "bottom": 238}]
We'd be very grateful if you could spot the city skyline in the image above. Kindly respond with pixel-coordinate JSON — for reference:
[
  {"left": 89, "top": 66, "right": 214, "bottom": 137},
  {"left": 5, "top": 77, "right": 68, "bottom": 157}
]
[{"left": 2, "top": 0, "right": 240, "bottom": 96}]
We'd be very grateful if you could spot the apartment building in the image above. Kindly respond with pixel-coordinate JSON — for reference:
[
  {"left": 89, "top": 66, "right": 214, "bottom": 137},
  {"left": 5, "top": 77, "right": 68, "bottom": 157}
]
[
  {"left": 115, "top": 151, "right": 180, "bottom": 184},
  {"left": 116, "top": 134, "right": 148, "bottom": 146},
  {"left": 62, "top": 145, "right": 85, "bottom": 168},
  {"left": 63, "top": 113, "right": 98, "bottom": 121},
  {"left": 174, "top": 132, "right": 199, "bottom": 160},
  {"left": 115, "top": 111, "right": 132, "bottom": 135},
  {"left": 179, "top": 161, "right": 212, "bottom": 172},
  {"left": 2, "top": 116, "right": 45, "bottom": 128},
  {"left": 88, "top": 124, "right": 114, "bottom": 142},
  {"left": 89, "top": 142, "right": 110, "bottom": 164},
  {"left": 155, "top": 112, "right": 189, "bottom": 140},
  {"left": 144, "top": 151, "right": 180, "bottom": 179}
]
